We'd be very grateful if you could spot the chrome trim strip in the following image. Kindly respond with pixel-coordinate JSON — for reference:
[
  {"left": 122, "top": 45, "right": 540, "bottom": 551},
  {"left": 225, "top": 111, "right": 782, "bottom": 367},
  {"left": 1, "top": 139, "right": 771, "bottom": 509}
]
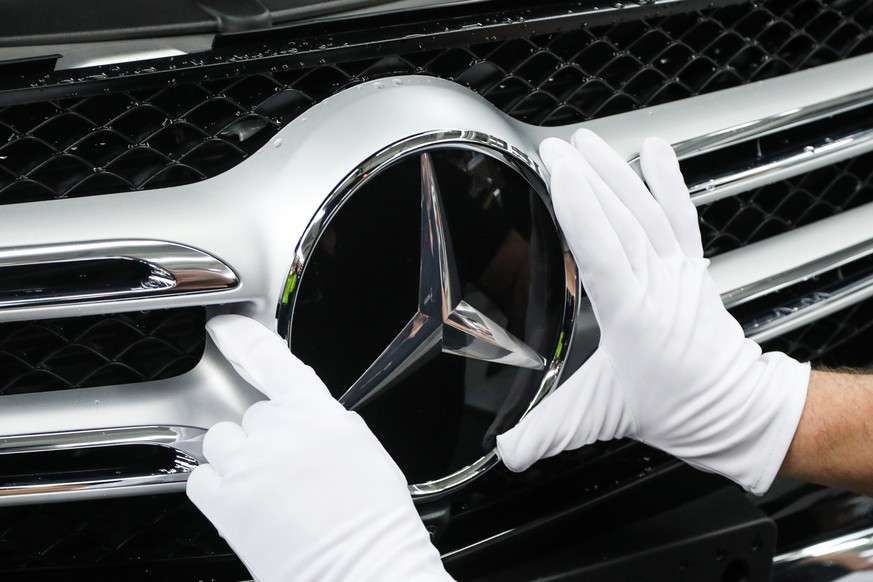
[
  {"left": 689, "top": 128, "right": 873, "bottom": 206},
  {"left": 0, "top": 240, "right": 238, "bottom": 309},
  {"left": 723, "top": 239, "right": 873, "bottom": 309},
  {"left": 0, "top": 426, "right": 205, "bottom": 506},
  {"left": 279, "top": 129, "right": 577, "bottom": 498},
  {"left": 625, "top": 88, "right": 873, "bottom": 206},
  {"left": 713, "top": 230, "right": 873, "bottom": 344},
  {"left": 744, "top": 268, "right": 873, "bottom": 344},
  {"left": 774, "top": 525, "right": 873, "bottom": 565}
]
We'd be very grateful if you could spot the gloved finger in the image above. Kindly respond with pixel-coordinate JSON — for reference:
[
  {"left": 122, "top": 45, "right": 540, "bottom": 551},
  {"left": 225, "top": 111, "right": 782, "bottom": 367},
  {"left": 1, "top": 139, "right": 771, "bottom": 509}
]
[
  {"left": 640, "top": 137, "right": 704, "bottom": 259},
  {"left": 544, "top": 139, "right": 654, "bottom": 275},
  {"left": 202, "top": 421, "right": 249, "bottom": 477},
  {"left": 540, "top": 139, "right": 639, "bottom": 312},
  {"left": 571, "top": 129, "right": 682, "bottom": 260},
  {"left": 240, "top": 399, "right": 284, "bottom": 434},
  {"left": 207, "top": 315, "right": 333, "bottom": 404},
  {"left": 496, "top": 350, "right": 631, "bottom": 472},
  {"left": 186, "top": 463, "right": 221, "bottom": 513}
]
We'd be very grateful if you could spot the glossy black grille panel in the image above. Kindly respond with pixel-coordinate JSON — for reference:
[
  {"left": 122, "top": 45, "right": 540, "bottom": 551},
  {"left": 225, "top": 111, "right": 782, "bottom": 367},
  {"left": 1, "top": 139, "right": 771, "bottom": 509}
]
[
  {"left": 2, "top": 0, "right": 873, "bottom": 204},
  {"left": 698, "top": 152, "right": 873, "bottom": 258},
  {"left": 0, "top": 494, "right": 248, "bottom": 582},
  {"left": 760, "top": 296, "right": 873, "bottom": 367},
  {"left": 0, "top": 308, "right": 205, "bottom": 395},
  {"left": 0, "top": 81, "right": 284, "bottom": 203}
]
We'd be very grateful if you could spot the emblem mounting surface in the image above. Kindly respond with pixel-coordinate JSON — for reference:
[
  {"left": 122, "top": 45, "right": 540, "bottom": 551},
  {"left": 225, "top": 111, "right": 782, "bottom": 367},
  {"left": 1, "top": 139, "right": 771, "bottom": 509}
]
[{"left": 281, "top": 131, "right": 576, "bottom": 496}]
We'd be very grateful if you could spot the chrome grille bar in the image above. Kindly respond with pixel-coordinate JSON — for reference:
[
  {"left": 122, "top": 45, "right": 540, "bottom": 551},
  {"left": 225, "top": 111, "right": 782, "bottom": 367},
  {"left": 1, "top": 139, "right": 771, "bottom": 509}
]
[{"left": 0, "top": 240, "right": 238, "bottom": 309}]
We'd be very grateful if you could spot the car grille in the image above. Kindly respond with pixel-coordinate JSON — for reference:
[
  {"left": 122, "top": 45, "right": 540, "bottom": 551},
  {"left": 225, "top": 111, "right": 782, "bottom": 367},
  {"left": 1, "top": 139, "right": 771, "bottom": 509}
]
[
  {"left": 697, "top": 151, "right": 873, "bottom": 258},
  {"left": 0, "top": 308, "right": 205, "bottom": 395},
  {"left": 0, "top": 494, "right": 247, "bottom": 582},
  {"left": 1, "top": 0, "right": 872, "bottom": 579},
  {"left": 2, "top": 0, "right": 873, "bottom": 204},
  {"left": 760, "top": 295, "right": 873, "bottom": 366}
]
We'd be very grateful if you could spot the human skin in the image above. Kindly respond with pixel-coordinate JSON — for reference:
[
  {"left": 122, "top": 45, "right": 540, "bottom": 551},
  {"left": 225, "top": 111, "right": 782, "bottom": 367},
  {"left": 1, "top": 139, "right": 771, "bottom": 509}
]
[{"left": 780, "top": 368, "right": 873, "bottom": 496}]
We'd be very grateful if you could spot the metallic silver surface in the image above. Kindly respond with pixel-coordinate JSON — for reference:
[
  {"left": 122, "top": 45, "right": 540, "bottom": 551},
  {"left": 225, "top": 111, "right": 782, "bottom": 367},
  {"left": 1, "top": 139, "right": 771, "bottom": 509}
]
[
  {"left": 745, "top": 268, "right": 873, "bottom": 344},
  {"left": 0, "top": 53, "right": 872, "bottom": 500},
  {"left": 723, "top": 239, "right": 873, "bottom": 309},
  {"left": 686, "top": 127, "right": 873, "bottom": 206},
  {"left": 0, "top": 240, "right": 238, "bottom": 309},
  {"left": 0, "top": 35, "right": 213, "bottom": 69},
  {"left": 0, "top": 426, "right": 205, "bottom": 506},
  {"left": 659, "top": 86, "right": 873, "bottom": 206}
]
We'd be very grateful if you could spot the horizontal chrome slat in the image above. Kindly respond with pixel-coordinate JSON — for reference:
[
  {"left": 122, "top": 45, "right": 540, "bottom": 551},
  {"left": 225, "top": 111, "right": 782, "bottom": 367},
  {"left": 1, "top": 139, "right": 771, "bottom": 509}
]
[
  {"left": 1, "top": 57, "right": 873, "bottom": 502},
  {"left": 687, "top": 126, "right": 873, "bottom": 206},
  {"left": 624, "top": 86, "right": 873, "bottom": 206},
  {"left": 0, "top": 426, "right": 205, "bottom": 506},
  {"left": 744, "top": 270, "right": 873, "bottom": 344},
  {"left": 0, "top": 240, "right": 238, "bottom": 309},
  {"left": 775, "top": 525, "right": 873, "bottom": 566},
  {"left": 708, "top": 202, "right": 873, "bottom": 303},
  {"left": 723, "top": 239, "right": 873, "bottom": 310}
]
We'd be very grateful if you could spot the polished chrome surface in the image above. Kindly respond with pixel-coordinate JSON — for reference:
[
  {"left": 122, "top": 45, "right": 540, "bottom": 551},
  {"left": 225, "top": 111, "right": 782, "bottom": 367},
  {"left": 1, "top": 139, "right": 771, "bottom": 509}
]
[
  {"left": 0, "top": 426, "right": 205, "bottom": 506},
  {"left": 0, "top": 240, "right": 238, "bottom": 310},
  {"left": 723, "top": 239, "right": 873, "bottom": 309},
  {"left": 709, "top": 202, "right": 873, "bottom": 311},
  {"left": 624, "top": 86, "right": 873, "bottom": 206},
  {"left": 686, "top": 127, "right": 873, "bottom": 205},
  {"left": 0, "top": 35, "right": 213, "bottom": 70},
  {"left": 282, "top": 129, "right": 576, "bottom": 496},
  {"left": 745, "top": 267, "right": 873, "bottom": 344},
  {"left": 774, "top": 526, "right": 873, "bottom": 580},
  {"left": 341, "top": 152, "right": 546, "bottom": 411},
  {"left": 0, "top": 53, "right": 871, "bottom": 500}
]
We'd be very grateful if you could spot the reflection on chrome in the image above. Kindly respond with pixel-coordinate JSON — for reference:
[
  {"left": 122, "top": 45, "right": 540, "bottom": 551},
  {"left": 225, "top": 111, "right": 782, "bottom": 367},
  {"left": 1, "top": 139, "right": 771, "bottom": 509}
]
[
  {"left": 626, "top": 86, "right": 873, "bottom": 206},
  {"left": 0, "top": 426, "right": 206, "bottom": 506},
  {"left": 340, "top": 153, "right": 546, "bottom": 410},
  {"left": 0, "top": 239, "right": 238, "bottom": 310},
  {"left": 774, "top": 526, "right": 873, "bottom": 581}
]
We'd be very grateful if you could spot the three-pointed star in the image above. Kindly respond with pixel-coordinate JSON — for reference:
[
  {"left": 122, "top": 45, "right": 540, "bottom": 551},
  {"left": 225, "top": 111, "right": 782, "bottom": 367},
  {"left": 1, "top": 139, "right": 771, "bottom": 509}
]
[{"left": 339, "top": 153, "right": 546, "bottom": 410}]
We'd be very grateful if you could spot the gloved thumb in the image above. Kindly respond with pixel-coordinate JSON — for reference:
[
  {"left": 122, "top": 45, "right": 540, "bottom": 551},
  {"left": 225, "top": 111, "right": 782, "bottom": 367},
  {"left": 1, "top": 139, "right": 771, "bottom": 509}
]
[{"left": 497, "top": 351, "right": 632, "bottom": 472}]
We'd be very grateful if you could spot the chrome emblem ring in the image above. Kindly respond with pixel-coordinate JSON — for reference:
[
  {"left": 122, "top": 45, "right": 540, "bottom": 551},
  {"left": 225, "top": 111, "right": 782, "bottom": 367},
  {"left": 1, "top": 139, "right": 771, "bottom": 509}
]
[{"left": 279, "top": 130, "right": 576, "bottom": 497}]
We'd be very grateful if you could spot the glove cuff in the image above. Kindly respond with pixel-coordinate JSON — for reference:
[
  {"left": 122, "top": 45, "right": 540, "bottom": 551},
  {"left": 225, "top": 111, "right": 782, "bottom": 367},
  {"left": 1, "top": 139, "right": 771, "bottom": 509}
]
[
  {"left": 680, "top": 351, "right": 810, "bottom": 495},
  {"left": 746, "top": 352, "right": 810, "bottom": 495}
]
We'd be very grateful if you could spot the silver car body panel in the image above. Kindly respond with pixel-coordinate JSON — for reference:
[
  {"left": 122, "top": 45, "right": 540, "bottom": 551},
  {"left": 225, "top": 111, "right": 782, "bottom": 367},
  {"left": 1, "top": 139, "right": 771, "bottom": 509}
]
[{"left": 2, "top": 53, "right": 873, "bottom": 502}]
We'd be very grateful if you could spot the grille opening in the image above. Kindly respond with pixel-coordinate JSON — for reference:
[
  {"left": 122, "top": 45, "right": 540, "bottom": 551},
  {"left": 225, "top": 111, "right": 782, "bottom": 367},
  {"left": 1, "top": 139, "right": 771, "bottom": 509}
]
[
  {"left": 681, "top": 100, "right": 873, "bottom": 189},
  {"left": 2, "top": 0, "right": 873, "bottom": 203},
  {"left": 0, "top": 259, "right": 152, "bottom": 302},
  {"left": 759, "top": 294, "right": 873, "bottom": 367},
  {"left": 0, "top": 307, "right": 206, "bottom": 396},
  {"left": 697, "top": 151, "right": 873, "bottom": 258},
  {"left": 0, "top": 445, "right": 183, "bottom": 485},
  {"left": 729, "top": 253, "right": 873, "bottom": 332}
]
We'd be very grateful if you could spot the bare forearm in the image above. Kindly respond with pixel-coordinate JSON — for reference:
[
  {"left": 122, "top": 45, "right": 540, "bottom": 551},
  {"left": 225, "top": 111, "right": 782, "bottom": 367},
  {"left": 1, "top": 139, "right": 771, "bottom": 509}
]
[{"left": 780, "top": 368, "right": 873, "bottom": 495}]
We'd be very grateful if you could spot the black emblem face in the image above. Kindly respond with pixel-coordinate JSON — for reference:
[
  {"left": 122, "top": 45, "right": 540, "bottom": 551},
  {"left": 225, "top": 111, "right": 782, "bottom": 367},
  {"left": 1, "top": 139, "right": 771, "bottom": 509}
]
[{"left": 288, "top": 141, "right": 571, "bottom": 494}]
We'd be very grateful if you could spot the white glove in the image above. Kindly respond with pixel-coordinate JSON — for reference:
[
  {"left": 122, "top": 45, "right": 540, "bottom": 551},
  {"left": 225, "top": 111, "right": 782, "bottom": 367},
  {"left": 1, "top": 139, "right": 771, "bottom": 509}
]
[
  {"left": 496, "top": 130, "right": 810, "bottom": 495},
  {"left": 187, "top": 315, "right": 454, "bottom": 582}
]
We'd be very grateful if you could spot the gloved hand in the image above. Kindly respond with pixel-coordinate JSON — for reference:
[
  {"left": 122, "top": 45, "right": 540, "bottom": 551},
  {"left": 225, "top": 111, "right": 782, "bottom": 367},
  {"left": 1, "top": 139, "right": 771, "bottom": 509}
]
[
  {"left": 496, "top": 129, "right": 810, "bottom": 495},
  {"left": 187, "top": 315, "right": 454, "bottom": 582}
]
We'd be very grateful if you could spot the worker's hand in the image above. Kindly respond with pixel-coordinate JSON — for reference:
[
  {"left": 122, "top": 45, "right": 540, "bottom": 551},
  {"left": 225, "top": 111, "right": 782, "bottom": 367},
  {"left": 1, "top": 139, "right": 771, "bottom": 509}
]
[
  {"left": 186, "top": 315, "right": 454, "bottom": 582},
  {"left": 496, "top": 130, "right": 810, "bottom": 495}
]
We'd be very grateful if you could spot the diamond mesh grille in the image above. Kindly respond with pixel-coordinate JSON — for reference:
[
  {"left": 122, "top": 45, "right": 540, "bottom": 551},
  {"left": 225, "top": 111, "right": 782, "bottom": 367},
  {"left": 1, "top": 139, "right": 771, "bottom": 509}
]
[
  {"left": 759, "top": 296, "right": 873, "bottom": 367},
  {"left": 0, "top": 308, "right": 205, "bottom": 395},
  {"left": 0, "top": 494, "right": 248, "bottom": 582},
  {"left": 698, "top": 151, "right": 873, "bottom": 258},
  {"left": 1, "top": 0, "right": 873, "bottom": 204}
]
